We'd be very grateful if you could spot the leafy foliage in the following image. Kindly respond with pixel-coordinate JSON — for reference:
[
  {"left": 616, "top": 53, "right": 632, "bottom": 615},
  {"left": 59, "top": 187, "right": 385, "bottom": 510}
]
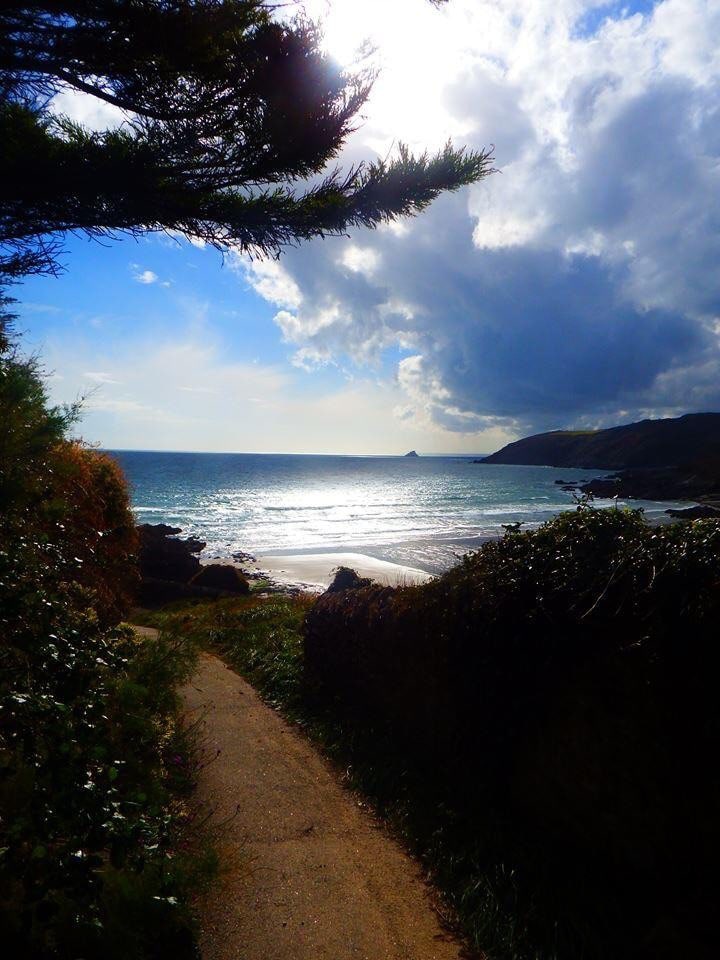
[
  {"left": 0, "top": 296, "right": 75, "bottom": 507},
  {"left": 0, "top": 1, "right": 494, "bottom": 277},
  {"left": 302, "top": 507, "right": 720, "bottom": 959},
  {"left": 0, "top": 308, "right": 210, "bottom": 958}
]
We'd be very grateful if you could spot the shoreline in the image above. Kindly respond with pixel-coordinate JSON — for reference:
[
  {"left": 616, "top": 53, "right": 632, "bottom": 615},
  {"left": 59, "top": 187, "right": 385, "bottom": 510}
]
[
  {"left": 210, "top": 552, "right": 434, "bottom": 593},
  {"left": 199, "top": 506, "right": 697, "bottom": 595}
]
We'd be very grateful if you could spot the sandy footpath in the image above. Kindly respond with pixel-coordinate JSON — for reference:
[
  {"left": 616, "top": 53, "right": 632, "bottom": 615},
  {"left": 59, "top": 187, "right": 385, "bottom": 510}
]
[
  {"left": 253, "top": 552, "right": 433, "bottom": 591},
  {"left": 182, "top": 652, "right": 470, "bottom": 960}
]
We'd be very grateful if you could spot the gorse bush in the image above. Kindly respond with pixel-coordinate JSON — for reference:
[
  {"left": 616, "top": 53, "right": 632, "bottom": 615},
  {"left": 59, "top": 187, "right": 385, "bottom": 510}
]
[
  {"left": 305, "top": 507, "right": 720, "bottom": 959},
  {"left": 47, "top": 442, "right": 140, "bottom": 626},
  {"left": 0, "top": 307, "right": 207, "bottom": 958}
]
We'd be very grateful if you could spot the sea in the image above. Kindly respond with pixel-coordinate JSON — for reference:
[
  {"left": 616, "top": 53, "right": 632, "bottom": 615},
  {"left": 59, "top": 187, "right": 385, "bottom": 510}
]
[{"left": 111, "top": 451, "right": 689, "bottom": 575}]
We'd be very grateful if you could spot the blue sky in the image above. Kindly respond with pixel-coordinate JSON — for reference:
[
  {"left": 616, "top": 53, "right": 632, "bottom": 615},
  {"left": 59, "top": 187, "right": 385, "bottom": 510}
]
[
  {"left": 13, "top": 0, "right": 720, "bottom": 454},
  {"left": 20, "top": 235, "right": 287, "bottom": 368},
  {"left": 574, "top": 1, "right": 659, "bottom": 36}
]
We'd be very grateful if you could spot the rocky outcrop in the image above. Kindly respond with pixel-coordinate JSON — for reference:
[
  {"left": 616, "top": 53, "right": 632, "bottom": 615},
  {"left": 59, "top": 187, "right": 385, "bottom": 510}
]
[
  {"left": 136, "top": 524, "right": 250, "bottom": 607},
  {"left": 404, "top": 450, "right": 419, "bottom": 458},
  {"left": 138, "top": 523, "right": 204, "bottom": 582},
  {"left": 326, "top": 566, "right": 373, "bottom": 593},
  {"left": 577, "top": 465, "right": 720, "bottom": 503},
  {"left": 190, "top": 563, "right": 249, "bottom": 594},
  {"left": 666, "top": 504, "right": 720, "bottom": 520}
]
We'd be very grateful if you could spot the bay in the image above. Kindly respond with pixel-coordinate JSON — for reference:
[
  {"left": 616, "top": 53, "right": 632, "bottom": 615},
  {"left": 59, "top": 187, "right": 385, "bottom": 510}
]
[{"left": 111, "top": 451, "right": 688, "bottom": 574}]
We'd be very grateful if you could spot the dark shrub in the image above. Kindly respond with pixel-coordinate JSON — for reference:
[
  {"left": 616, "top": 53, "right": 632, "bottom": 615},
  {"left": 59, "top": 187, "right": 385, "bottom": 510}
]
[
  {"left": 304, "top": 507, "right": 720, "bottom": 957},
  {"left": 326, "top": 565, "right": 373, "bottom": 592}
]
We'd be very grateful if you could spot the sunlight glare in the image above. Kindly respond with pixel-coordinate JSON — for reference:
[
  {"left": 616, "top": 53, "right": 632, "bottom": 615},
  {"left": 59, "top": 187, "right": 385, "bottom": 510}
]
[{"left": 302, "top": 0, "right": 477, "bottom": 152}]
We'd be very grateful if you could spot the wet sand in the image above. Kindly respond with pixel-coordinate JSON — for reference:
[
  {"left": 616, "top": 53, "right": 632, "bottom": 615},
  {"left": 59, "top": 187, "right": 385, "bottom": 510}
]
[{"left": 253, "top": 552, "right": 433, "bottom": 591}]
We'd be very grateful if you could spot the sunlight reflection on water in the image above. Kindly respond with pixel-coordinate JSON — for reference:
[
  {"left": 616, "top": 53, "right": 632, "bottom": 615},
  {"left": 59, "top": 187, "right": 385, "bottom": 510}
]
[{"left": 115, "top": 452, "right": 689, "bottom": 574}]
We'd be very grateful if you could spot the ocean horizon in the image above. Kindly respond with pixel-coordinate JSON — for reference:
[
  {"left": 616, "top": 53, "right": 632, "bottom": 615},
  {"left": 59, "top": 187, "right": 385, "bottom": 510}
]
[{"left": 111, "top": 450, "right": 692, "bottom": 575}]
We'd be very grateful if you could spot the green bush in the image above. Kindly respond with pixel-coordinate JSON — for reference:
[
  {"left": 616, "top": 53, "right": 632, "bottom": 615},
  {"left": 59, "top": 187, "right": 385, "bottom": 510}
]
[
  {"left": 305, "top": 507, "right": 720, "bottom": 959},
  {"left": 0, "top": 308, "right": 210, "bottom": 958}
]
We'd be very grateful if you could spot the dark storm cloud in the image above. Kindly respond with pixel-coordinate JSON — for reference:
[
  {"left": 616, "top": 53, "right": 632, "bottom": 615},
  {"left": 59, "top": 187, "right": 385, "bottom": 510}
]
[{"left": 247, "top": 1, "right": 720, "bottom": 433}]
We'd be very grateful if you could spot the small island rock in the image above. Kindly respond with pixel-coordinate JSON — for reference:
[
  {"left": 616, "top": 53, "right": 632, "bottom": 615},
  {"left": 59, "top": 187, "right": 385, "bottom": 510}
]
[{"left": 404, "top": 450, "right": 419, "bottom": 458}]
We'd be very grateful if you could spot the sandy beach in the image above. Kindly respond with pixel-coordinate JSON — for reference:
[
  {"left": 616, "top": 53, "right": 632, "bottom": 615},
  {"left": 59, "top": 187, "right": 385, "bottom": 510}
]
[{"left": 251, "top": 552, "right": 433, "bottom": 591}]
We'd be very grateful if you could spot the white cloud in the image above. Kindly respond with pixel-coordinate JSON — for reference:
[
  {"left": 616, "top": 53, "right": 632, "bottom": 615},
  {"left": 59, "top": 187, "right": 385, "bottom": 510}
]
[
  {"left": 51, "top": 86, "right": 126, "bottom": 130},
  {"left": 239, "top": 257, "right": 302, "bottom": 309},
  {"left": 291, "top": 345, "right": 334, "bottom": 370},
  {"left": 83, "top": 371, "right": 123, "bottom": 385},
  {"left": 39, "top": 329, "right": 509, "bottom": 454},
  {"left": 244, "top": 0, "right": 720, "bottom": 434},
  {"left": 133, "top": 269, "right": 158, "bottom": 285},
  {"left": 340, "top": 246, "right": 380, "bottom": 275}
]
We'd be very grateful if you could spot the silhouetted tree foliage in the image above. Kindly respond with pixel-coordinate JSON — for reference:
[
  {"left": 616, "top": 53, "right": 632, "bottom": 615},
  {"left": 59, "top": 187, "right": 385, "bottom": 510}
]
[{"left": 0, "top": 0, "right": 493, "bottom": 278}]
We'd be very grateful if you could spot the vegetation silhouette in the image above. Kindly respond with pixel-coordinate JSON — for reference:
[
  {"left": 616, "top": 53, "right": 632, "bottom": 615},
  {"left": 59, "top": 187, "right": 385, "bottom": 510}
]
[
  {"left": 0, "top": 0, "right": 493, "bottom": 279},
  {"left": 0, "top": 300, "right": 211, "bottom": 958}
]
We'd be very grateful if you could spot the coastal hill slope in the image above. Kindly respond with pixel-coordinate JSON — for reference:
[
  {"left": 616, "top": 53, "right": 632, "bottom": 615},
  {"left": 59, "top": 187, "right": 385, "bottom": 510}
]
[{"left": 482, "top": 412, "right": 720, "bottom": 469}]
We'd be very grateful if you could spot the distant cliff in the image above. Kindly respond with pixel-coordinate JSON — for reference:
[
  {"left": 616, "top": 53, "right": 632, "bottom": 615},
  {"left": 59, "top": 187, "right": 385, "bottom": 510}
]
[{"left": 482, "top": 413, "right": 720, "bottom": 470}]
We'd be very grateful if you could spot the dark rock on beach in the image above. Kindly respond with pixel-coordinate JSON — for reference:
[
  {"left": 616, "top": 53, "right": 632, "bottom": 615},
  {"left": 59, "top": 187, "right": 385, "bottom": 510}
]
[
  {"left": 138, "top": 523, "right": 205, "bottom": 582},
  {"left": 147, "top": 523, "right": 182, "bottom": 536},
  {"left": 232, "top": 550, "right": 256, "bottom": 563},
  {"left": 136, "top": 523, "right": 254, "bottom": 606},
  {"left": 666, "top": 504, "right": 720, "bottom": 520},
  {"left": 326, "top": 566, "right": 373, "bottom": 593},
  {"left": 190, "top": 563, "right": 250, "bottom": 594}
]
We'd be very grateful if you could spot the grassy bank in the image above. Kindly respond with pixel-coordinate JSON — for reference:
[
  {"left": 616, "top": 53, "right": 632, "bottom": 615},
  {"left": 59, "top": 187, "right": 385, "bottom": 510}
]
[
  {"left": 137, "top": 507, "right": 720, "bottom": 960},
  {"left": 0, "top": 587, "right": 216, "bottom": 958}
]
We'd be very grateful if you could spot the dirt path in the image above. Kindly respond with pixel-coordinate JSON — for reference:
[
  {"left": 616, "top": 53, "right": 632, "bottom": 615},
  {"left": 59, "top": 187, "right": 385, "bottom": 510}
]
[
  {"left": 182, "top": 652, "right": 470, "bottom": 960},
  {"left": 129, "top": 624, "right": 161, "bottom": 639}
]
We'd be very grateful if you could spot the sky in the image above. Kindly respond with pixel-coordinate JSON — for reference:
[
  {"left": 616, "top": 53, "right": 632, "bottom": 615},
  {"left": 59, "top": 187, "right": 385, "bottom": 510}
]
[{"left": 14, "top": 0, "right": 720, "bottom": 454}]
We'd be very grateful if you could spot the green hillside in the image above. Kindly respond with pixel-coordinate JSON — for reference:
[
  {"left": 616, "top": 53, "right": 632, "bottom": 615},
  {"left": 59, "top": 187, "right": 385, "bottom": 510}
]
[{"left": 483, "top": 412, "right": 720, "bottom": 469}]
